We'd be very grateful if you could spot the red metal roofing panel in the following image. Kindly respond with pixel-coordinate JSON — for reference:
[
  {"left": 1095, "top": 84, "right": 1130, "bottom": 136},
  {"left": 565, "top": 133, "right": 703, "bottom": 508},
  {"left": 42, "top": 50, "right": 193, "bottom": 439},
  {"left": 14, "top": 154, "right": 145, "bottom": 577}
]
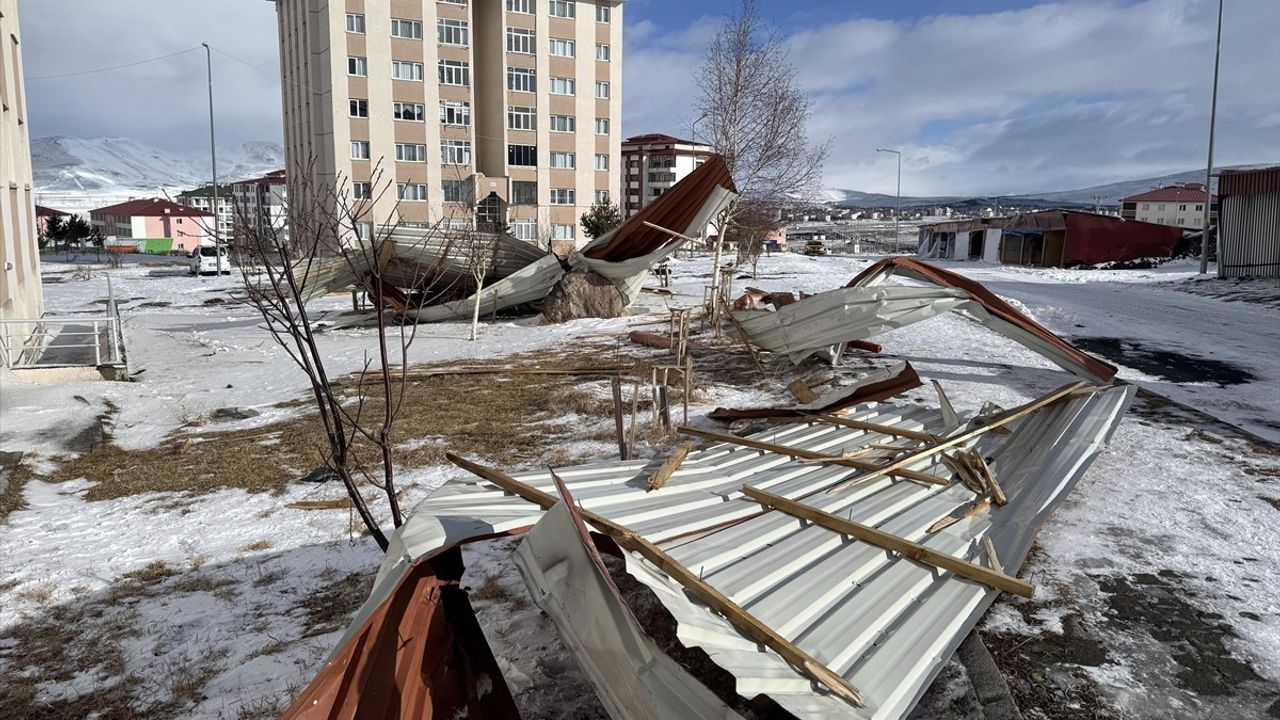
[
  {"left": 91, "top": 198, "right": 213, "bottom": 217},
  {"left": 1218, "top": 167, "right": 1280, "bottom": 197}
]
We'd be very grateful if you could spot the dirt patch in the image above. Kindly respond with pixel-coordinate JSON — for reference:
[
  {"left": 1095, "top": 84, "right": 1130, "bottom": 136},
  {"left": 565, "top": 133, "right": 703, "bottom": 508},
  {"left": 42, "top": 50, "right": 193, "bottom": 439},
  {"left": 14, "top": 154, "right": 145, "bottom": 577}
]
[
  {"left": 1072, "top": 336, "right": 1256, "bottom": 387},
  {"left": 1094, "top": 572, "right": 1265, "bottom": 697},
  {"left": 294, "top": 569, "right": 376, "bottom": 639},
  {"left": 1259, "top": 496, "right": 1280, "bottom": 512}
]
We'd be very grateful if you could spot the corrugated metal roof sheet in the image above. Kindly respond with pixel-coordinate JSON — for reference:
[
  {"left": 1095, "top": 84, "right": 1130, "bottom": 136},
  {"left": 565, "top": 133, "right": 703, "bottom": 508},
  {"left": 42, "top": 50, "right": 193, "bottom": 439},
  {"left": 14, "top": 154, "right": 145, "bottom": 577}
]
[
  {"left": 1218, "top": 166, "right": 1280, "bottom": 197},
  {"left": 353, "top": 385, "right": 1134, "bottom": 720}
]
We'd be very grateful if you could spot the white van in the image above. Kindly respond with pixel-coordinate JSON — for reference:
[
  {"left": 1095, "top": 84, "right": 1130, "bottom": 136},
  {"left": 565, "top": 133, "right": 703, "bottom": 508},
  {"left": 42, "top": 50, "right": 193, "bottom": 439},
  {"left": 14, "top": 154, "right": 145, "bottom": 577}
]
[{"left": 190, "top": 245, "right": 233, "bottom": 275}]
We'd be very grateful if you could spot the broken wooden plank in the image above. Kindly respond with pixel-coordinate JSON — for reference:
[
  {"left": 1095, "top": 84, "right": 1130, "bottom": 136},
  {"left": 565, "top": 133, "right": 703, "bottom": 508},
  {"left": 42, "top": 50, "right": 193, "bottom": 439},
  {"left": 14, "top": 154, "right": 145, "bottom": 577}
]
[
  {"left": 286, "top": 498, "right": 354, "bottom": 511},
  {"left": 981, "top": 536, "right": 1002, "bottom": 573},
  {"left": 967, "top": 450, "right": 1006, "bottom": 506},
  {"left": 720, "top": 297, "right": 767, "bottom": 377},
  {"left": 786, "top": 379, "right": 819, "bottom": 404},
  {"left": 797, "top": 412, "right": 940, "bottom": 443},
  {"left": 647, "top": 442, "right": 694, "bottom": 491},
  {"left": 827, "top": 381, "right": 1091, "bottom": 495},
  {"left": 445, "top": 452, "right": 865, "bottom": 708},
  {"left": 677, "top": 425, "right": 948, "bottom": 486},
  {"left": 928, "top": 497, "right": 992, "bottom": 533},
  {"left": 742, "top": 485, "right": 1034, "bottom": 598}
]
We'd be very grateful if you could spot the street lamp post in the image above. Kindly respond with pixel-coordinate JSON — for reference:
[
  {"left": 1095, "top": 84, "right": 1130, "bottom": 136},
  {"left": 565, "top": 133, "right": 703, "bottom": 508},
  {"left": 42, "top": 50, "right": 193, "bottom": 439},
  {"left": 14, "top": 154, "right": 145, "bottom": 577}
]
[
  {"left": 1199, "top": 0, "right": 1224, "bottom": 275},
  {"left": 877, "top": 148, "right": 902, "bottom": 253},
  {"left": 202, "top": 43, "right": 222, "bottom": 275}
]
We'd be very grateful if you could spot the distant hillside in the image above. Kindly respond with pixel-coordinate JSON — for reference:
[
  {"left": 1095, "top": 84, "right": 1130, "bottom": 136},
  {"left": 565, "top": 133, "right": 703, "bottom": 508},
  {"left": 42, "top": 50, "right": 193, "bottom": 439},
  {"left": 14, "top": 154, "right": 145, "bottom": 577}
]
[{"left": 31, "top": 136, "right": 283, "bottom": 194}]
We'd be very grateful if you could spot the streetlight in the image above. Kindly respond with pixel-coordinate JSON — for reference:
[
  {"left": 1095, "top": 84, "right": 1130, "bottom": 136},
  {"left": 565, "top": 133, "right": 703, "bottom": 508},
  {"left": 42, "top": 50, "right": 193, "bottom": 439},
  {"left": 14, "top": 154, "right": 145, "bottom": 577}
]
[
  {"left": 202, "top": 43, "right": 222, "bottom": 275},
  {"left": 1199, "top": 0, "right": 1223, "bottom": 275},
  {"left": 877, "top": 148, "right": 901, "bottom": 253}
]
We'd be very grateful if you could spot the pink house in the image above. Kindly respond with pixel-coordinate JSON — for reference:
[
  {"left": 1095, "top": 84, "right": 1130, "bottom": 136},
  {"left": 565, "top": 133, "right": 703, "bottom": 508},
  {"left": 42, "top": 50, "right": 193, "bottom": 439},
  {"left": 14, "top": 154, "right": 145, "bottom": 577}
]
[
  {"left": 35, "top": 205, "right": 70, "bottom": 237},
  {"left": 90, "top": 198, "right": 214, "bottom": 254}
]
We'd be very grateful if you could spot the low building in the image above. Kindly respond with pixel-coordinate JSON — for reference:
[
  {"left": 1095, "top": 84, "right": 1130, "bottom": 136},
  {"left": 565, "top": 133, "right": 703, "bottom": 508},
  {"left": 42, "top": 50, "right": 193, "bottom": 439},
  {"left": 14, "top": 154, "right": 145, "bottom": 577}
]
[
  {"left": 919, "top": 211, "right": 1184, "bottom": 267},
  {"left": 35, "top": 205, "right": 70, "bottom": 238},
  {"left": 230, "top": 170, "right": 287, "bottom": 248},
  {"left": 1, "top": 0, "right": 44, "bottom": 362},
  {"left": 176, "top": 185, "right": 234, "bottom": 243},
  {"left": 89, "top": 198, "right": 213, "bottom": 255},
  {"left": 1120, "top": 183, "right": 1216, "bottom": 228},
  {"left": 621, "top": 134, "right": 714, "bottom": 217},
  {"left": 1216, "top": 166, "right": 1280, "bottom": 279}
]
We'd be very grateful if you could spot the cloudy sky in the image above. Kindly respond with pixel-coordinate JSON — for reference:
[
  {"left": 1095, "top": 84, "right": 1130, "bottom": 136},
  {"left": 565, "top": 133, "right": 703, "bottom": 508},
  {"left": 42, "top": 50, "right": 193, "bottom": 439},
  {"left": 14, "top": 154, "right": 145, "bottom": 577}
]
[{"left": 19, "top": 0, "right": 1280, "bottom": 195}]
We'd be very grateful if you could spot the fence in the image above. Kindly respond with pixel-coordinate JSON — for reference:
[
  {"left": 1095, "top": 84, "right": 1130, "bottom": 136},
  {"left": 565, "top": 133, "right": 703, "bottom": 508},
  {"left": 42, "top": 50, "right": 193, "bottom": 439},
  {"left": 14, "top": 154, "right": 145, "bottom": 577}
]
[{"left": 0, "top": 276, "right": 126, "bottom": 370}]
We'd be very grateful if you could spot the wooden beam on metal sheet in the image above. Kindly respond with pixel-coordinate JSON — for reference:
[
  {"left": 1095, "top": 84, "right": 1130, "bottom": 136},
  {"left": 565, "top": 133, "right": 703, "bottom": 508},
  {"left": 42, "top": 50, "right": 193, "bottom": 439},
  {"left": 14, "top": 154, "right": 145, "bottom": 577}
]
[
  {"left": 642, "top": 220, "right": 700, "bottom": 245},
  {"left": 444, "top": 451, "right": 865, "bottom": 708},
  {"left": 799, "top": 412, "right": 940, "bottom": 443},
  {"left": 676, "top": 425, "right": 948, "bottom": 486},
  {"left": 827, "top": 381, "right": 1091, "bottom": 495},
  {"left": 742, "top": 485, "right": 1034, "bottom": 598},
  {"left": 647, "top": 441, "right": 694, "bottom": 492}
]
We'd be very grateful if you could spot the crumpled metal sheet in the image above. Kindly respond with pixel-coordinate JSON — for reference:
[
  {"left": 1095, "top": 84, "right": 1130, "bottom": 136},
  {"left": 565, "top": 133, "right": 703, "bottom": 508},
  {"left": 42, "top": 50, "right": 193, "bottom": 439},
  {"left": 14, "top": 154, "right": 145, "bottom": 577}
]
[
  {"left": 707, "top": 361, "right": 923, "bottom": 420},
  {"left": 325, "top": 384, "right": 1133, "bottom": 720}
]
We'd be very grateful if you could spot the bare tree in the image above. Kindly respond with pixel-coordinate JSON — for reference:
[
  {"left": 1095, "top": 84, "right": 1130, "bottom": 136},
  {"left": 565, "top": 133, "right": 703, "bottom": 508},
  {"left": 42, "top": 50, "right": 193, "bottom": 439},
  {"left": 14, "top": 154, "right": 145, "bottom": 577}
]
[
  {"left": 731, "top": 199, "right": 784, "bottom": 280},
  {"left": 695, "top": 0, "right": 828, "bottom": 300},
  {"left": 237, "top": 161, "right": 454, "bottom": 551}
]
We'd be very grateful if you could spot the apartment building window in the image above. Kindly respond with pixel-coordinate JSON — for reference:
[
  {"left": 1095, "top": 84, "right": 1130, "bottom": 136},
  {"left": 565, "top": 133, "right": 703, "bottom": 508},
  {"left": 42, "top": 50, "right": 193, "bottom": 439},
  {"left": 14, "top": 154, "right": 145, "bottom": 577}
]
[
  {"left": 549, "top": 77, "right": 575, "bottom": 95},
  {"left": 649, "top": 171, "right": 676, "bottom": 183},
  {"left": 351, "top": 141, "right": 370, "bottom": 160},
  {"left": 510, "top": 219, "right": 538, "bottom": 240},
  {"left": 549, "top": 1, "right": 576, "bottom": 18},
  {"left": 438, "top": 59, "right": 471, "bottom": 86},
  {"left": 349, "top": 99, "right": 369, "bottom": 117},
  {"left": 442, "top": 139, "right": 473, "bottom": 165},
  {"left": 594, "top": 154, "right": 609, "bottom": 170},
  {"left": 650, "top": 155, "right": 675, "bottom": 168},
  {"left": 595, "top": 190, "right": 610, "bottom": 204},
  {"left": 438, "top": 18, "right": 469, "bottom": 46},
  {"left": 594, "top": 117, "right": 609, "bottom": 134},
  {"left": 347, "top": 56, "right": 367, "bottom": 76},
  {"left": 595, "top": 43, "right": 610, "bottom": 61},
  {"left": 508, "top": 105, "right": 536, "bottom": 130},
  {"left": 440, "top": 0, "right": 468, "bottom": 5},
  {"left": 548, "top": 115, "right": 575, "bottom": 132},
  {"left": 353, "top": 182, "right": 372, "bottom": 200},
  {"left": 395, "top": 143, "right": 427, "bottom": 162},
  {"left": 549, "top": 38, "right": 575, "bottom": 57},
  {"left": 440, "top": 100, "right": 471, "bottom": 126},
  {"left": 550, "top": 188, "right": 576, "bottom": 205},
  {"left": 1195, "top": 204, "right": 1203, "bottom": 211},
  {"left": 394, "top": 102, "right": 426, "bottom": 121},
  {"left": 1157, "top": 203, "right": 1165, "bottom": 211},
  {"left": 346, "top": 13, "right": 365, "bottom": 33},
  {"left": 595, "top": 81, "right": 610, "bottom": 99},
  {"left": 550, "top": 151, "right": 576, "bottom": 169},
  {"left": 507, "top": 0, "right": 534, "bottom": 14},
  {"left": 510, "top": 181, "right": 538, "bottom": 205},
  {"left": 596, "top": 4, "right": 611, "bottom": 22},
  {"left": 391, "top": 18, "right": 423, "bottom": 39},
  {"left": 507, "top": 67, "right": 536, "bottom": 93},
  {"left": 506, "top": 27, "right": 534, "bottom": 54},
  {"left": 442, "top": 179, "right": 471, "bottom": 203},
  {"left": 552, "top": 224, "right": 576, "bottom": 240},
  {"left": 397, "top": 183, "right": 429, "bottom": 202},
  {"left": 356, "top": 221, "right": 374, "bottom": 239},
  {"left": 508, "top": 144, "right": 538, "bottom": 167},
  {"left": 393, "top": 61, "right": 425, "bottom": 81}
]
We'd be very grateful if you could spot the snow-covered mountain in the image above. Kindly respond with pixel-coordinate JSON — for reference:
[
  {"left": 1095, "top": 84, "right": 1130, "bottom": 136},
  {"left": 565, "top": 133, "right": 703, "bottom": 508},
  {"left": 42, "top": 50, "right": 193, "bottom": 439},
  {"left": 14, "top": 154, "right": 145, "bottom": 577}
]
[{"left": 31, "top": 136, "right": 284, "bottom": 194}]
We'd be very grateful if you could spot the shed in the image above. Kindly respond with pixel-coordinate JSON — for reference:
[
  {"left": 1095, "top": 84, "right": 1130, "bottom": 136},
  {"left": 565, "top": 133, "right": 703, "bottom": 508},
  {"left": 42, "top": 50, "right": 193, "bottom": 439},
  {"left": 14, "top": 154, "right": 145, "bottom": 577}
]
[
  {"left": 996, "top": 211, "right": 1183, "bottom": 267},
  {"left": 1216, "top": 166, "right": 1280, "bottom": 278}
]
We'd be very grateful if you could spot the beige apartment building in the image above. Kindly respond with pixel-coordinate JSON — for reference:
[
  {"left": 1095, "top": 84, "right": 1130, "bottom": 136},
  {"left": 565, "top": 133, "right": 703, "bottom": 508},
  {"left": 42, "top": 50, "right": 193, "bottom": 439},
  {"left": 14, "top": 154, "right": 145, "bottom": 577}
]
[
  {"left": 0, "top": 0, "right": 44, "bottom": 363},
  {"left": 269, "top": 0, "right": 623, "bottom": 248}
]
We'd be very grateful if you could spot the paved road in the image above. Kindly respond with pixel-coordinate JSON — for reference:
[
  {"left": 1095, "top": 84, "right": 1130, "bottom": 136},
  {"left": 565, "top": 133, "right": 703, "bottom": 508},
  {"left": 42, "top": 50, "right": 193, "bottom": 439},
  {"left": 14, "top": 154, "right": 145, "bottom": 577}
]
[{"left": 972, "top": 274, "right": 1280, "bottom": 443}]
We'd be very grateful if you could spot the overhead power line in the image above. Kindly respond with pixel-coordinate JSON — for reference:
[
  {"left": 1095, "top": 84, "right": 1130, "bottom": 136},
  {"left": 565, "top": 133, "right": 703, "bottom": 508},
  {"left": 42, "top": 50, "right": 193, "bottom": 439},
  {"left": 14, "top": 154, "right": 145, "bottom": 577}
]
[{"left": 27, "top": 47, "right": 204, "bottom": 81}]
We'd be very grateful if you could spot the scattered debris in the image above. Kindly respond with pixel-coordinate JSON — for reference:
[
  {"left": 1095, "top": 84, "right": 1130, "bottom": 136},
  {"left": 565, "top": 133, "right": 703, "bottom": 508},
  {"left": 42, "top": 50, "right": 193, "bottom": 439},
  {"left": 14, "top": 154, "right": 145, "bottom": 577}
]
[{"left": 708, "top": 361, "right": 923, "bottom": 420}]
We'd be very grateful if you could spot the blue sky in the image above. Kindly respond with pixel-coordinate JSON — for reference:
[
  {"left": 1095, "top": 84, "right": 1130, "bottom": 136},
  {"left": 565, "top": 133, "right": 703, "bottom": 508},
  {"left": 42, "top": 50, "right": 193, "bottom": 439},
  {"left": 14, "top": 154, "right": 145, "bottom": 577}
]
[{"left": 18, "top": 0, "right": 1280, "bottom": 196}]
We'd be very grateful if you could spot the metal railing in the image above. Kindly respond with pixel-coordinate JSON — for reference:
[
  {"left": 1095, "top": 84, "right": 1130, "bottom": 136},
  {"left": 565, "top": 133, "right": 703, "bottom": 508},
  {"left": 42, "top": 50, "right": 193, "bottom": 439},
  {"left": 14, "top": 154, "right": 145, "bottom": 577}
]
[{"left": 0, "top": 276, "right": 126, "bottom": 370}]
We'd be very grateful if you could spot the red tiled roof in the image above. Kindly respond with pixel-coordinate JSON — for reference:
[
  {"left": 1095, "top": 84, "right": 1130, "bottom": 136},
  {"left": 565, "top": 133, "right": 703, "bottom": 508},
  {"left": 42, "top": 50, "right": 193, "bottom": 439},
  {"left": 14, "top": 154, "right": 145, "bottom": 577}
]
[
  {"left": 232, "top": 169, "right": 287, "bottom": 186},
  {"left": 92, "top": 197, "right": 213, "bottom": 217},
  {"left": 1121, "top": 185, "right": 1215, "bottom": 203},
  {"left": 35, "top": 205, "right": 70, "bottom": 217},
  {"left": 622, "top": 133, "right": 707, "bottom": 148}
]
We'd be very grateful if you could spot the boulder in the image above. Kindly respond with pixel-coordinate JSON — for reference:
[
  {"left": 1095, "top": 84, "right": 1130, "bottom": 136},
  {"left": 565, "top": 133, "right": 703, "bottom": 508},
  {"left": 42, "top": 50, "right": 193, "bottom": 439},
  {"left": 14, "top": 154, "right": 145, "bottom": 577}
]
[{"left": 540, "top": 268, "right": 627, "bottom": 323}]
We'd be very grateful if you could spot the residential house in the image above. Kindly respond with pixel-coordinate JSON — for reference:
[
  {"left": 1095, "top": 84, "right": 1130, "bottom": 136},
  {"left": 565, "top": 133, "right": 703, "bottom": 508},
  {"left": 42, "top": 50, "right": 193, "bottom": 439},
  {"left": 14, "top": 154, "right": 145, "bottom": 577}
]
[
  {"left": 230, "top": 170, "right": 288, "bottom": 247},
  {"left": 176, "top": 184, "right": 234, "bottom": 243},
  {"left": 90, "top": 198, "right": 213, "bottom": 254},
  {"left": 1120, "top": 184, "right": 1217, "bottom": 228},
  {"left": 35, "top": 204, "right": 70, "bottom": 238},
  {"left": 620, "top": 133, "right": 714, "bottom": 218}
]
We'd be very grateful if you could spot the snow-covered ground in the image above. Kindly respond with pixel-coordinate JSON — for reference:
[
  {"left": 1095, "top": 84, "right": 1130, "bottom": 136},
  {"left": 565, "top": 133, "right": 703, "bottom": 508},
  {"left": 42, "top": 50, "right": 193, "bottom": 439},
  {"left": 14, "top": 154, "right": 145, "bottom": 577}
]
[{"left": 1, "top": 251, "right": 1276, "bottom": 719}]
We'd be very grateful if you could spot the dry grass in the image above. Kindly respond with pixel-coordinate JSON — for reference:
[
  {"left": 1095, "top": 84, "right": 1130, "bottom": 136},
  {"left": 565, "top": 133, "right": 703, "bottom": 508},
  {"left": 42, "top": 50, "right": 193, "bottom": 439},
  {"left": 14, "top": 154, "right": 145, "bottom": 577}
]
[
  {"left": 471, "top": 574, "right": 510, "bottom": 601},
  {"left": 240, "top": 539, "right": 273, "bottom": 553},
  {"left": 0, "top": 462, "right": 35, "bottom": 522},
  {"left": 122, "top": 560, "right": 177, "bottom": 584},
  {"left": 23, "top": 343, "right": 652, "bottom": 502},
  {"left": 295, "top": 570, "right": 377, "bottom": 639},
  {"left": 14, "top": 581, "right": 57, "bottom": 606}
]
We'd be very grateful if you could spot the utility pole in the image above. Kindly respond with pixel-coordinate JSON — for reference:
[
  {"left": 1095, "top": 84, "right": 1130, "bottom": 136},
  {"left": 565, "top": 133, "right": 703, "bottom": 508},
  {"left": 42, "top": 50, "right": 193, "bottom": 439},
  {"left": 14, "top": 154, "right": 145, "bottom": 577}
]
[
  {"left": 202, "top": 43, "right": 222, "bottom": 275},
  {"left": 1092, "top": 194, "right": 1106, "bottom": 214},
  {"left": 877, "top": 148, "right": 902, "bottom": 253},
  {"left": 1199, "top": 0, "right": 1223, "bottom": 275}
]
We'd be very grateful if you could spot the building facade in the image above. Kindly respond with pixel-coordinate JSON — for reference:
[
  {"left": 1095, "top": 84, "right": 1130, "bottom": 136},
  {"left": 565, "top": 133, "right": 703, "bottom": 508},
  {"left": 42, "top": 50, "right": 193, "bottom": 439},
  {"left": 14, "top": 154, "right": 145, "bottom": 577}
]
[
  {"left": 269, "top": 0, "right": 622, "bottom": 248},
  {"left": 230, "top": 170, "right": 289, "bottom": 246},
  {"left": 1, "top": 0, "right": 44, "bottom": 353},
  {"left": 176, "top": 185, "right": 235, "bottom": 243},
  {"left": 1120, "top": 183, "right": 1217, "bottom": 228},
  {"left": 90, "top": 198, "right": 213, "bottom": 254},
  {"left": 620, "top": 133, "right": 713, "bottom": 217}
]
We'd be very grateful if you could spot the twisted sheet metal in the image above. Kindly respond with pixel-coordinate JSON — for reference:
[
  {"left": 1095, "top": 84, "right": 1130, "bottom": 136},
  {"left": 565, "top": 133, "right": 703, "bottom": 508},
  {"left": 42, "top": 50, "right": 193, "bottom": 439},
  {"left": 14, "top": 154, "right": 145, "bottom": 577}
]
[{"left": 343, "top": 386, "right": 1134, "bottom": 719}]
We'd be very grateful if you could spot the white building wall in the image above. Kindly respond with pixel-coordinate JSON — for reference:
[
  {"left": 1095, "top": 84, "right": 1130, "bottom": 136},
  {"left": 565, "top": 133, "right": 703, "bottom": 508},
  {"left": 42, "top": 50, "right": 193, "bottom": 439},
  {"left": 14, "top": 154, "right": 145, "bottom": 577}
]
[
  {"left": 953, "top": 231, "right": 970, "bottom": 260},
  {"left": 983, "top": 229, "right": 1002, "bottom": 263},
  {"left": 0, "top": 0, "right": 43, "bottom": 345}
]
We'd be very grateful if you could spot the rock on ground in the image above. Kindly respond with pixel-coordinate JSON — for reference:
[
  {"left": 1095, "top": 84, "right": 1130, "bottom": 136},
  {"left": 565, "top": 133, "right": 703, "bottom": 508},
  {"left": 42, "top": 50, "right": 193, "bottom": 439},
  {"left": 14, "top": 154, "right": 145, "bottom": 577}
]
[{"left": 540, "top": 269, "right": 627, "bottom": 324}]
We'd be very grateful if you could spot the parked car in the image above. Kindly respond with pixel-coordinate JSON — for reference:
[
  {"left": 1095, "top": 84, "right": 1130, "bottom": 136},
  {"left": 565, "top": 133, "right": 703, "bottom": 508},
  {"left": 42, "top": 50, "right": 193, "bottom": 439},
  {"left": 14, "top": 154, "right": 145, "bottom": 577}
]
[
  {"left": 190, "top": 245, "right": 233, "bottom": 275},
  {"left": 803, "top": 239, "right": 827, "bottom": 256}
]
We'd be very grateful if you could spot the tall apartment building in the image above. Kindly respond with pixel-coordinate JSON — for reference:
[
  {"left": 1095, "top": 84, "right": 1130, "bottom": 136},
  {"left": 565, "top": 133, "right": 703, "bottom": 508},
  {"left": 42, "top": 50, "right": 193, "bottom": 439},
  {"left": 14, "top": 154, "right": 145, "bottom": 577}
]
[
  {"left": 268, "top": 0, "right": 623, "bottom": 248},
  {"left": 0, "top": 0, "right": 43, "bottom": 359},
  {"left": 620, "top": 133, "right": 713, "bottom": 217},
  {"left": 176, "top": 184, "right": 235, "bottom": 242},
  {"left": 230, "top": 170, "right": 289, "bottom": 245}
]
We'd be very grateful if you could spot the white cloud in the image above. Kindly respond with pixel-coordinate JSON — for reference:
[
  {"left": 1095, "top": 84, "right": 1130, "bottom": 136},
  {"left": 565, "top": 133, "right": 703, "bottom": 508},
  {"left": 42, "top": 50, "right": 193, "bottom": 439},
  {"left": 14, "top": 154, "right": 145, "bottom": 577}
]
[{"left": 624, "top": 0, "right": 1280, "bottom": 195}]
